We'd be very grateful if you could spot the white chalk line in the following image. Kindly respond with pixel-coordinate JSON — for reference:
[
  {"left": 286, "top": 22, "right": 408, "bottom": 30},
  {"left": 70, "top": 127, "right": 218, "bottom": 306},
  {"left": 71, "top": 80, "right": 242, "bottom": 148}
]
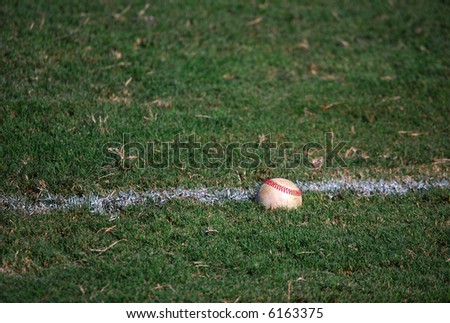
[{"left": 1, "top": 178, "right": 448, "bottom": 215}]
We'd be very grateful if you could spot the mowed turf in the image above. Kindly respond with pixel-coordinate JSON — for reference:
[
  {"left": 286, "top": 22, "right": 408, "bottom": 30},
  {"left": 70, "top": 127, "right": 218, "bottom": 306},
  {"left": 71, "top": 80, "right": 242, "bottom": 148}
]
[
  {"left": 1, "top": 0, "right": 449, "bottom": 195},
  {"left": 1, "top": 190, "right": 449, "bottom": 302},
  {"left": 1, "top": 0, "right": 449, "bottom": 302}
]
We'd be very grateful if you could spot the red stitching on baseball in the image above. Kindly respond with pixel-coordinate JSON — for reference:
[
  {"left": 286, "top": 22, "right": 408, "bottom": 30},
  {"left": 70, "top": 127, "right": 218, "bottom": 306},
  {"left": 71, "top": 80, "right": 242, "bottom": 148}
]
[{"left": 264, "top": 180, "right": 302, "bottom": 196}]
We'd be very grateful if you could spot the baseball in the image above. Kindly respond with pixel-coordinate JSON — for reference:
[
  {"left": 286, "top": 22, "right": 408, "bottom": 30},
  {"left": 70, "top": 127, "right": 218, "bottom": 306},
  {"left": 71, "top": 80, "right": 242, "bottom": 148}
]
[{"left": 256, "top": 178, "right": 303, "bottom": 210}]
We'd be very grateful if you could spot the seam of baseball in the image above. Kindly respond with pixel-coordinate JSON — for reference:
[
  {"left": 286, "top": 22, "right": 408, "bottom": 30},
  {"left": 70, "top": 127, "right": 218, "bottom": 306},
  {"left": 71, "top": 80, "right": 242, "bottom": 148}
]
[{"left": 264, "top": 180, "right": 302, "bottom": 196}]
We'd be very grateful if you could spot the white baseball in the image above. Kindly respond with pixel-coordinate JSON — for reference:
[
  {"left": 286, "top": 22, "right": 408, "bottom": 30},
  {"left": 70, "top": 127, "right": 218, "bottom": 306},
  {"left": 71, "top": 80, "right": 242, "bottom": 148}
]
[{"left": 256, "top": 178, "right": 303, "bottom": 210}]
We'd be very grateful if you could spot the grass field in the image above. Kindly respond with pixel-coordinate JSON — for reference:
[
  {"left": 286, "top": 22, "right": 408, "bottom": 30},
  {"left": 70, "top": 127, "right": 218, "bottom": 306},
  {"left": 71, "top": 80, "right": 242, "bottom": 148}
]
[{"left": 1, "top": 0, "right": 449, "bottom": 302}]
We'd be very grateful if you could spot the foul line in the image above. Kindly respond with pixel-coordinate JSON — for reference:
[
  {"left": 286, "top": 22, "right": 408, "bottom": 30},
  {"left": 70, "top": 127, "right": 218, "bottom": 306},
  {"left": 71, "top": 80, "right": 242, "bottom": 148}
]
[{"left": 1, "top": 178, "right": 448, "bottom": 215}]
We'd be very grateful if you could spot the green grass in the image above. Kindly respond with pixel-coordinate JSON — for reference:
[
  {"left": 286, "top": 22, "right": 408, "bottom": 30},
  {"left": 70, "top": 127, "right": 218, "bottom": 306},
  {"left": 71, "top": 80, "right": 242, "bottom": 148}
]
[
  {"left": 1, "top": 189, "right": 449, "bottom": 302},
  {"left": 1, "top": 0, "right": 449, "bottom": 196},
  {"left": 1, "top": 0, "right": 449, "bottom": 302}
]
